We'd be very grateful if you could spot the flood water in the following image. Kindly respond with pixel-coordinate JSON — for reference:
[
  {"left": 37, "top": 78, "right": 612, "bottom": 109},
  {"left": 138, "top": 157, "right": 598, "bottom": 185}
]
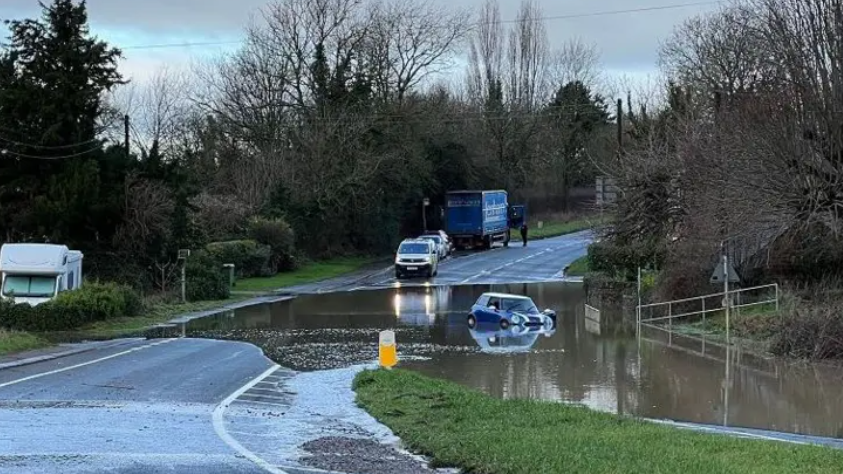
[{"left": 178, "top": 282, "right": 843, "bottom": 439}]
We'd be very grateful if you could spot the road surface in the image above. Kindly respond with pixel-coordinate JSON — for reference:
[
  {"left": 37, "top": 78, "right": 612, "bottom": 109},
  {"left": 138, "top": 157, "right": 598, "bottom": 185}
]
[{"left": 278, "top": 231, "right": 593, "bottom": 294}]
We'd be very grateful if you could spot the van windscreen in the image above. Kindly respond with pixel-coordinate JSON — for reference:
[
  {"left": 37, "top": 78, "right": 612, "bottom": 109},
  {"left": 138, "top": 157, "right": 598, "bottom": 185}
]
[{"left": 2, "top": 275, "right": 57, "bottom": 297}]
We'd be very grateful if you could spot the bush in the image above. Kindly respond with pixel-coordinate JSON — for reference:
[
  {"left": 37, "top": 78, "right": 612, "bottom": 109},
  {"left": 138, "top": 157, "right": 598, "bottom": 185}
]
[
  {"left": 770, "top": 303, "right": 843, "bottom": 359},
  {"left": 205, "top": 240, "right": 272, "bottom": 278},
  {"left": 587, "top": 240, "right": 665, "bottom": 281},
  {"left": 0, "top": 282, "right": 142, "bottom": 332},
  {"left": 248, "top": 217, "right": 297, "bottom": 272},
  {"left": 185, "top": 250, "right": 231, "bottom": 302}
]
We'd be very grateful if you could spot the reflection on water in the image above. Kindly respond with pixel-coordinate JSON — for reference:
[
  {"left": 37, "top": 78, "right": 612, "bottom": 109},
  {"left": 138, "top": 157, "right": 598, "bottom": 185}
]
[
  {"left": 183, "top": 282, "right": 843, "bottom": 439},
  {"left": 469, "top": 322, "right": 556, "bottom": 354}
]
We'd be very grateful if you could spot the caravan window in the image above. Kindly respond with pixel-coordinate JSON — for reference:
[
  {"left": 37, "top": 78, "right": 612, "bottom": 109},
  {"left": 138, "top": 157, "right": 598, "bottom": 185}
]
[{"left": 2, "top": 276, "right": 57, "bottom": 297}]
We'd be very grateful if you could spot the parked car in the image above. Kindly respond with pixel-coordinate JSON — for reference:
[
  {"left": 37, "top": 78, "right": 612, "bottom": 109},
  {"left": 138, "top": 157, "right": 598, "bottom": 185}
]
[
  {"left": 419, "top": 234, "right": 448, "bottom": 260},
  {"left": 467, "top": 292, "right": 556, "bottom": 330},
  {"left": 421, "top": 230, "right": 453, "bottom": 254},
  {"left": 394, "top": 238, "right": 439, "bottom": 279}
]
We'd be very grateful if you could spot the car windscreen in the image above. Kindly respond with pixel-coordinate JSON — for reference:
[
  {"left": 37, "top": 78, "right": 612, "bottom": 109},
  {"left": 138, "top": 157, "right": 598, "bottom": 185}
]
[
  {"left": 502, "top": 298, "right": 538, "bottom": 313},
  {"left": 398, "top": 243, "right": 429, "bottom": 254},
  {"left": 2, "top": 275, "right": 57, "bottom": 297}
]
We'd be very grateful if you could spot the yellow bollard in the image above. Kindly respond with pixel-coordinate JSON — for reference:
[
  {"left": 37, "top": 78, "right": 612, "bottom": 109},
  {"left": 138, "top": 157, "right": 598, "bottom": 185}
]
[{"left": 378, "top": 330, "right": 398, "bottom": 369}]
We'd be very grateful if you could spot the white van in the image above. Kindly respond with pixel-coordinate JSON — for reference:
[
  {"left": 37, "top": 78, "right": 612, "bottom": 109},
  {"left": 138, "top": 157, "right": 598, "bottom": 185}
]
[
  {"left": 394, "top": 238, "right": 439, "bottom": 279},
  {"left": 0, "top": 243, "right": 84, "bottom": 306}
]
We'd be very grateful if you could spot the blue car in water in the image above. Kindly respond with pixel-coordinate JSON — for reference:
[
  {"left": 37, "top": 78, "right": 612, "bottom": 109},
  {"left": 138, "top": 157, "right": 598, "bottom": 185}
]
[{"left": 467, "top": 292, "right": 557, "bottom": 330}]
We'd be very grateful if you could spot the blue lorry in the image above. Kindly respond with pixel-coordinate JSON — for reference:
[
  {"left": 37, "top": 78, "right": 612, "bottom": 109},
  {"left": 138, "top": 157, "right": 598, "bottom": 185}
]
[{"left": 444, "top": 190, "right": 526, "bottom": 250}]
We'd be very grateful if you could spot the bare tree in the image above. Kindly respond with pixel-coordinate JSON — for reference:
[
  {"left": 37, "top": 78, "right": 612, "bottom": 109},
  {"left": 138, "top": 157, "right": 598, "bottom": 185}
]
[
  {"left": 365, "top": 0, "right": 470, "bottom": 103},
  {"left": 113, "top": 172, "right": 175, "bottom": 253},
  {"left": 548, "top": 38, "right": 601, "bottom": 91},
  {"left": 658, "top": 4, "right": 774, "bottom": 100},
  {"left": 506, "top": 0, "right": 550, "bottom": 109},
  {"left": 466, "top": 0, "right": 505, "bottom": 104}
]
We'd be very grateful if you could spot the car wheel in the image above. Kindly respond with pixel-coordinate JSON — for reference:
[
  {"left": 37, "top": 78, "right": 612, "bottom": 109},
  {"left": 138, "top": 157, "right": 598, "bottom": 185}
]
[
  {"left": 467, "top": 314, "right": 477, "bottom": 328},
  {"left": 499, "top": 318, "right": 510, "bottom": 330}
]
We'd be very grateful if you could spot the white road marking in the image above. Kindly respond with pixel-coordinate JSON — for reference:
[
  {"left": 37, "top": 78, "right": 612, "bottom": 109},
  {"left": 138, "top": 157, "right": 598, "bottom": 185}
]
[
  {"left": 212, "top": 364, "right": 287, "bottom": 474},
  {"left": 651, "top": 419, "right": 809, "bottom": 445},
  {"left": 0, "top": 338, "right": 178, "bottom": 389},
  {"left": 459, "top": 246, "right": 561, "bottom": 283}
]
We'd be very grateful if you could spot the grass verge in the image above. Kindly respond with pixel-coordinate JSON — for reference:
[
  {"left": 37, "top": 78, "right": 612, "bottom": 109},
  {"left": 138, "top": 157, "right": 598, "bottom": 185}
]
[
  {"left": 0, "top": 328, "right": 49, "bottom": 356},
  {"left": 353, "top": 369, "right": 843, "bottom": 474},
  {"left": 566, "top": 255, "right": 589, "bottom": 276},
  {"left": 235, "top": 256, "right": 378, "bottom": 292},
  {"left": 511, "top": 214, "right": 609, "bottom": 241},
  {"left": 70, "top": 295, "right": 254, "bottom": 339}
]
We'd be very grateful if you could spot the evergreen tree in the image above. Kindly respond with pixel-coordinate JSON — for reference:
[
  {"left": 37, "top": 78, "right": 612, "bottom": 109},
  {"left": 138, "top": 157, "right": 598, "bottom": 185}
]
[{"left": 0, "top": 0, "right": 125, "bottom": 245}]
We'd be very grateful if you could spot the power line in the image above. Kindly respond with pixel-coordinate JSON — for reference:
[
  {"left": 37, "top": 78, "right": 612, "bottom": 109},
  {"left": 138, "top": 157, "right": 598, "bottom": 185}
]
[
  {"left": 0, "top": 134, "right": 103, "bottom": 150},
  {"left": 0, "top": 144, "right": 105, "bottom": 160},
  {"left": 120, "top": 1, "right": 721, "bottom": 51}
]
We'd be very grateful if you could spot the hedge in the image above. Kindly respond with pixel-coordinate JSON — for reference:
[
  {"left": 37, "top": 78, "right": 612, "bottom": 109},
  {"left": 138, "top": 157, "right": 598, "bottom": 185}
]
[
  {"left": 0, "top": 282, "right": 142, "bottom": 332},
  {"left": 587, "top": 240, "right": 665, "bottom": 281},
  {"left": 248, "top": 217, "right": 297, "bottom": 272},
  {"left": 185, "top": 250, "right": 231, "bottom": 302},
  {"left": 205, "top": 239, "right": 272, "bottom": 278}
]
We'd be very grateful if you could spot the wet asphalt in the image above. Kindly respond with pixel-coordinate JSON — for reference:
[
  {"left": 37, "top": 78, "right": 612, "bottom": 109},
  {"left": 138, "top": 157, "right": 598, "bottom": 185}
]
[
  {"left": 276, "top": 230, "right": 592, "bottom": 294},
  {"left": 0, "top": 232, "right": 591, "bottom": 474}
]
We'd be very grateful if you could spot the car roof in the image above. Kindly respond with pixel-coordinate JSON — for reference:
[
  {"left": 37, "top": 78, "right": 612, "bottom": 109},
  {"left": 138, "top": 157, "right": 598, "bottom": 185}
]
[
  {"left": 400, "top": 239, "right": 431, "bottom": 244},
  {"left": 480, "top": 292, "right": 532, "bottom": 300}
]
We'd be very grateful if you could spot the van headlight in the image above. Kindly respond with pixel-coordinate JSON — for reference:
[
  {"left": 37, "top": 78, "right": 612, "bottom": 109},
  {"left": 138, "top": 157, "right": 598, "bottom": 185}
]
[{"left": 511, "top": 314, "right": 522, "bottom": 324}]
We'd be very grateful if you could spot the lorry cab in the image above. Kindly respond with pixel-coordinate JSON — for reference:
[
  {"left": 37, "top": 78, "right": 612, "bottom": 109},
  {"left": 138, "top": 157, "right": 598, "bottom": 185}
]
[
  {"left": 394, "top": 238, "right": 439, "bottom": 279},
  {"left": 0, "top": 243, "right": 84, "bottom": 306},
  {"left": 508, "top": 204, "right": 527, "bottom": 229}
]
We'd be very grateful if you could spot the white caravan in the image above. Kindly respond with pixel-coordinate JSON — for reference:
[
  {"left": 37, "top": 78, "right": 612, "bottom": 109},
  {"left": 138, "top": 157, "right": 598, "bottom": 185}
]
[{"left": 0, "top": 243, "right": 84, "bottom": 306}]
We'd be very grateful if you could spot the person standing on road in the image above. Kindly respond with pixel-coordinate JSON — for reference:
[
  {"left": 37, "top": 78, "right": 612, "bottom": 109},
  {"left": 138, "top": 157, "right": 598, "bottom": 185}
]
[{"left": 520, "top": 222, "right": 528, "bottom": 246}]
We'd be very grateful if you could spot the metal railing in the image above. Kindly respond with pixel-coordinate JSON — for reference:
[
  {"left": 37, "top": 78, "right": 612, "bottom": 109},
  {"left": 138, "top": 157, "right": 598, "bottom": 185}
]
[{"left": 637, "top": 283, "right": 779, "bottom": 326}]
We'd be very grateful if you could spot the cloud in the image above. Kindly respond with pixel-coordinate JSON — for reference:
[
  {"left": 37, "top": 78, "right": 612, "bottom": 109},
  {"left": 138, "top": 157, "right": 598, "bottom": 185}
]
[{"left": 0, "top": 0, "right": 720, "bottom": 83}]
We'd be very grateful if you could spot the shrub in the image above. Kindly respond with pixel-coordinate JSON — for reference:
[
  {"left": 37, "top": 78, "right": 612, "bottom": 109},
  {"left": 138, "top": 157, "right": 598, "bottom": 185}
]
[
  {"left": 205, "top": 240, "right": 272, "bottom": 278},
  {"left": 769, "top": 305, "right": 843, "bottom": 359},
  {"left": 248, "top": 217, "right": 297, "bottom": 272},
  {"left": 185, "top": 250, "right": 230, "bottom": 302},
  {"left": 0, "top": 282, "right": 142, "bottom": 332},
  {"left": 587, "top": 240, "right": 665, "bottom": 281}
]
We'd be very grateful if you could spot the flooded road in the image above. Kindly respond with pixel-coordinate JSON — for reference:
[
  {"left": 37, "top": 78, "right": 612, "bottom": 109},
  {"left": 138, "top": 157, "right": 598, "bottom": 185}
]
[{"left": 179, "top": 282, "right": 843, "bottom": 440}]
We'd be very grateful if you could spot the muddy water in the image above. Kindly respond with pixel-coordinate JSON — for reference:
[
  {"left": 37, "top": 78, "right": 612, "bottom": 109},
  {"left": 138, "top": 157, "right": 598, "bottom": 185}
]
[{"left": 182, "top": 282, "right": 843, "bottom": 439}]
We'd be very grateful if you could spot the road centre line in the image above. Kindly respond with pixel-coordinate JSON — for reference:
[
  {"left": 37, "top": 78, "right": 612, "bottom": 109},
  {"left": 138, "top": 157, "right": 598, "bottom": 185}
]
[
  {"left": 0, "top": 338, "right": 178, "bottom": 389},
  {"left": 212, "top": 364, "right": 287, "bottom": 474},
  {"left": 460, "top": 246, "right": 558, "bottom": 284}
]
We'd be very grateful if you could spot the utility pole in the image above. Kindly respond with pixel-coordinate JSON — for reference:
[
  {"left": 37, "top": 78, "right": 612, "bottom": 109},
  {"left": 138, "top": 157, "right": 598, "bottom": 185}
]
[
  {"left": 124, "top": 114, "right": 130, "bottom": 158},
  {"left": 616, "top": 98, "right": 623, "bottom": 159},
  {"left": 723, "top": 252, "right": 730, "bottom": 345},
  {"left": 422, "top": 197, "right": 429, "bottom": 232}
]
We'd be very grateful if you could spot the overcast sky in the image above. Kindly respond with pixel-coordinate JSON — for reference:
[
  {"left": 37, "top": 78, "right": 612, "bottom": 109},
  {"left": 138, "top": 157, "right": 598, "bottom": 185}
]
[{"left": 1, "top": 0, "right": 720, "bottom": 94}]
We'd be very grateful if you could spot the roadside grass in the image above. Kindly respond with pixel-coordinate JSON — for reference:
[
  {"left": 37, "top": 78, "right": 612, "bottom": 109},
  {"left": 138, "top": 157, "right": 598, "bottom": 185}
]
[
  {"left": 68, "top": 295, "right": 255, "bottom": 339},
  {"left": 0, "top": 328, "right": 49, "bottom": 356},
  {"left": 354, "top": 369, "right": 843, "bottom": 474},
  {"left": 234, "top": 256, "right": 378, "bottom": 292},
  {"left": 566, "top": 255, "right": 589, "bottom": 276},
  {"left": 511, "top": 213, "right": 610, "bottom": 241}
]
